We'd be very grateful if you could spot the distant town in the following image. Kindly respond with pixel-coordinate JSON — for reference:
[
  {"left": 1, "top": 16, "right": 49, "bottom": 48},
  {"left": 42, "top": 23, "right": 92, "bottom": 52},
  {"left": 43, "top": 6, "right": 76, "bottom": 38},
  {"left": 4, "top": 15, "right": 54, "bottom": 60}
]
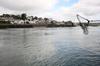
[{"left": 0, "top": 13, "right": 100, "bottom": 28}]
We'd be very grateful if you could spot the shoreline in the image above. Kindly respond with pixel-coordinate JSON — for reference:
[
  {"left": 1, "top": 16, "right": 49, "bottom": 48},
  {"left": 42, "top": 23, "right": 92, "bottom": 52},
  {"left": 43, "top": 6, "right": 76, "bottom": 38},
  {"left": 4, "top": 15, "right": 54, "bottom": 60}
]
[
  {"left": 0, "top": 24, "right": 76, "bottom": 29},
  {"left": 0, "top": 23, "right": 99, "bottom": 29}
]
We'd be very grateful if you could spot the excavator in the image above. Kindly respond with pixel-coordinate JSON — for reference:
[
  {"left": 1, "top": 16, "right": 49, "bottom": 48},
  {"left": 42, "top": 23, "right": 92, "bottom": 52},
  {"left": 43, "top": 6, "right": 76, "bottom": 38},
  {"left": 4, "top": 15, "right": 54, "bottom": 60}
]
[{"left": 76, "top": 14, "right": 90, "bottom": 35}]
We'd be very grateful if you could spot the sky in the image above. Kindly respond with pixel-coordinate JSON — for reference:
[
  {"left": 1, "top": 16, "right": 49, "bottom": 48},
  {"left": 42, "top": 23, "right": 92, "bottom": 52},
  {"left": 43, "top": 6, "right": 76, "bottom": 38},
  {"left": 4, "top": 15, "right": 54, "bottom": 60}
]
[{"left": 0, "top": 0, "right": 100, "bottom": 21}]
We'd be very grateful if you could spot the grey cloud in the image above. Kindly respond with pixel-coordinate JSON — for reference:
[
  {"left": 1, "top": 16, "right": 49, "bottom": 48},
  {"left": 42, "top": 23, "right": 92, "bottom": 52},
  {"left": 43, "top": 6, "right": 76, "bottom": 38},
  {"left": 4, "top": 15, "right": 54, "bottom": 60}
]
[{"left": 0, "top": 0, "right": 57, "bottom": 11}]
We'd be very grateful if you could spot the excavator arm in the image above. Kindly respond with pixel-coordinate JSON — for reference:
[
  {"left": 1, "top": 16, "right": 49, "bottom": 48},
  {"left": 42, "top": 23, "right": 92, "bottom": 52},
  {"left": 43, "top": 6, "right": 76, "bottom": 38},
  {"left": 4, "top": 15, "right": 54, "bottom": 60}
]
[{"left": 76, "top": 14, "right": 90, "bottom": 26}]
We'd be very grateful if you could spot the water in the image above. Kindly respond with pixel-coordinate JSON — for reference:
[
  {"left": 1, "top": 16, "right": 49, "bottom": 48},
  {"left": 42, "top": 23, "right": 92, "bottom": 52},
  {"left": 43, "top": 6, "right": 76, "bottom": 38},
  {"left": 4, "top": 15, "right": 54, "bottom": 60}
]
[{"left": 0, "top": 27, "right": 100, "bottom": 66}]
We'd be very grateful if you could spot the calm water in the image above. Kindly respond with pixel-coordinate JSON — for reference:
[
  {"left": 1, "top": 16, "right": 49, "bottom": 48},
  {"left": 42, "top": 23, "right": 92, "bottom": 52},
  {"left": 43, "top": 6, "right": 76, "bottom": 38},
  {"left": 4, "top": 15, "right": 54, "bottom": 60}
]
[{"left": 0, "top": 27, "right": 100, "bottom": 66}]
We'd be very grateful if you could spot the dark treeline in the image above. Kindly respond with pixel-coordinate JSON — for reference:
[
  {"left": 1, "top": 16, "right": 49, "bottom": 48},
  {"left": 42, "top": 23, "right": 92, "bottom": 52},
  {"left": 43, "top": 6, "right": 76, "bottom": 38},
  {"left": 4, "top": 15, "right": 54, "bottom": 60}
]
[
  {"left": 0, "top": 13, "right": 27, "bottom": 20},
  {"left": 0, "top": 13, "right": 50, "bottom": 21}
]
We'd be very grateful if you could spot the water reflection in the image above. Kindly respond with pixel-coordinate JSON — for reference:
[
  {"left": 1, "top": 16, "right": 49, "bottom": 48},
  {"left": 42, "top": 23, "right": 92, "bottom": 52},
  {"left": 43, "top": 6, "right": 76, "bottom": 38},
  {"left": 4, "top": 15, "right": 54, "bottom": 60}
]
[{"left": 0, "top": 27, "right": 100, "bottom": 66}]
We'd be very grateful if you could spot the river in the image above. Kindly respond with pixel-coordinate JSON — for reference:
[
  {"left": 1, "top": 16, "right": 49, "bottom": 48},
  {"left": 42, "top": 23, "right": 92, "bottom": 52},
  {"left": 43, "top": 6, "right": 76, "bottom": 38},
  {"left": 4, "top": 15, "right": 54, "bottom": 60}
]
[{"left": 0, "top": 27, "right": 100, "bottom": 66}]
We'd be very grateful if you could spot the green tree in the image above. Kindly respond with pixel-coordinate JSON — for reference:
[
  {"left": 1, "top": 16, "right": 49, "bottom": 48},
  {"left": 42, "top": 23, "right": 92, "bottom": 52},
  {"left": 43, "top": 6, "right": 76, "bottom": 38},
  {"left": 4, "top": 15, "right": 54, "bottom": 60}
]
[
  {"left": 44, "top": 18, "right": 48, "bottom": 21},
  {"left": 21, "top": 13, "right": 27, "bottom": 20},
  {"left": 21, "top": 13, "right": 27, "bottom": 24},
  {"left": 33, "top": 16, "right": 38, "bottom": 20}
]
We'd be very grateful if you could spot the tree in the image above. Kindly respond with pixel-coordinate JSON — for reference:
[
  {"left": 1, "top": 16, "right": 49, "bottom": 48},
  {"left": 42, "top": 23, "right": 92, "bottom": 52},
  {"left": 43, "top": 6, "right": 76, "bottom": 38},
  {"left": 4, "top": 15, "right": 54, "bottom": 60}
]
[
  {"left": 21, "top": 13, "right": 27, "bottom": 24},
  {"left": 33, "top": 16, "right": 38, "bottom": 20},
  {"left": 3, "top": 14, "right": 10, "bottom": 17},
  {"left": 44, "top": 18, "right": 48, "bottom": 21},
  {"left": 21, "top": 13, "right": 27, "bottom": 20}
]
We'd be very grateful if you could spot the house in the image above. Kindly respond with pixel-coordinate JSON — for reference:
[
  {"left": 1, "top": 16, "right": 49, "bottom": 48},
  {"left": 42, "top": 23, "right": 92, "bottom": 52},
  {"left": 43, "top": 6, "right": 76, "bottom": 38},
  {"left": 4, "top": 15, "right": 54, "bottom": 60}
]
[{"left": 27, "top": 16, "right": 33, "bottom": 21}]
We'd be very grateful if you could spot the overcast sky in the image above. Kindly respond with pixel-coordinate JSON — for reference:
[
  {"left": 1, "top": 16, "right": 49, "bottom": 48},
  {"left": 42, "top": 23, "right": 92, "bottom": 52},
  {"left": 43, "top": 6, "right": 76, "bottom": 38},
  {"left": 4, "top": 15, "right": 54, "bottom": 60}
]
[{"left": 0, "top": 0, "right": 100, "bottom": 21}]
